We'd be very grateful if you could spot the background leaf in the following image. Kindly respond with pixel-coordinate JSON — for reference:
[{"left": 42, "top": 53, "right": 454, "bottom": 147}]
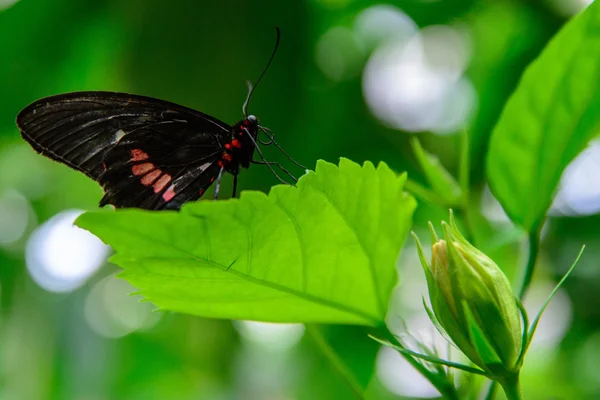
[
  {"left": 486, "top": 1, "right": 600, "bottom": 230},
  {"left": 76, "top": 159, "right": 416, "bottom": 326},
  {"left": 410, "top": 137, "right": 462, "bottom": 206}
]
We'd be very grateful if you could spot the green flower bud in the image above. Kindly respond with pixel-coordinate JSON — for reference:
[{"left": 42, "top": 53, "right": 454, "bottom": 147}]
[{"left": 414, "top": 212, "right": 523, "bottom": 377}]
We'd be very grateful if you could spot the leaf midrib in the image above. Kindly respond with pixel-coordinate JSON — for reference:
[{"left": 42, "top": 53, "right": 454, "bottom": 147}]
[
  {"left": 131, "top": 254, "right": 381, "bottom": 325},
  {"left": 530, "top": 10, "right": 592, "bottom": 228},
  {"left": 107, "top": 224, "right": 382, "bottom": 326}
]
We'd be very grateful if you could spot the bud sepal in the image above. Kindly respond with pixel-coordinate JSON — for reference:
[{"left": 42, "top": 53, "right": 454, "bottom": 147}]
[
  {"left": 414, "top": 211, "right": 523, "bottom": 378},
  {"left": 372, "top": 211, "right": 585, "bottom": 400}
]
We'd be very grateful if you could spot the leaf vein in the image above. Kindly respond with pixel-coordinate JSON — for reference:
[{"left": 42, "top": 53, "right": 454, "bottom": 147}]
[
  {"left": 273, "top": 197, "right": 308, "bottom": 293},
  {"left": 138, "top": 254, "right": 380, "bottom": 325},
  {"left": 309, "top": 185, "right": 384, "bottom": 319}
]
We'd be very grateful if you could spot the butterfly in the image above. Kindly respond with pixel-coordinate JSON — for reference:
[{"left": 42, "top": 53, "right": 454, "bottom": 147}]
[{"left": 16, "top": 28, "right": 302, "bottom": 211}]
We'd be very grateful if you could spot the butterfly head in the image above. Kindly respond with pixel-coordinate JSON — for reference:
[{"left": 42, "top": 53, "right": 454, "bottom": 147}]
[
  {"left": 244, "top": 115, "right": 259, "bottom": 143},
  {"left": 247, "top": 115, "right": 258, "bottom": 133},
  {"left": 227, "top": 115, "right": 260, "bottom": 169}
]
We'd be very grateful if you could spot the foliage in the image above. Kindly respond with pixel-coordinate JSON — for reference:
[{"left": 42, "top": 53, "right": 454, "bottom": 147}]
[
  {"left": 1, "top": 0, "right": 599, "bottom": 399},
  {"left": 487, "top": 0, "right": 600, "bottom": 231},
  {"left": 77, "top": 159, "right": 416, "bottom": 326}
]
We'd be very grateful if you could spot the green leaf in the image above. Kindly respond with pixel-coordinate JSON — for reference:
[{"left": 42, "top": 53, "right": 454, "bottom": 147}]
[
  {"left": 76, "top": 158, "right": 416, "bottom": 326},
  {"left": 486, "top": 2, "right": 600, "bottom": 230},
  {"left": 411, "top": 137, "right": 462, "bottom": 206},
  {"left": 369, "top": 335, "right": 488, "bottom": 377}
]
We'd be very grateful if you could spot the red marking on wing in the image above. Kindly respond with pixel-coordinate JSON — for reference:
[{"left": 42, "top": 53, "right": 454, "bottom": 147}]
[
  {"left": 199, "top": 189, "right": 205, "bottom": 196},
  {"left": 131, "top": 149, "right": 149, "bottom": 161},
  {"left": 243, "top": 119, "right": 249, "bottom": 126},
  {"left": 132, "top": 162, "right": 154, "bottom": 176},
  {"left": 222, "top": 153, "right": 232, "bottom": 162},
  {"left": 225, "top": 143, "right": 231, "bottom": 150},
  {"left": 217, "top": 160, "right": 224, "bottom": 168},
  {"left": 163, "top": 185, "right": 176, "bottom": 202},
  {"left": 153, "top": 174, "right": 172, "bottom": 193},
  {"left": 141, "top": 170, "right": 161, "bottom": 186},
  {"left": 231, "top": 139, "right": 241, "bottom": 148}
]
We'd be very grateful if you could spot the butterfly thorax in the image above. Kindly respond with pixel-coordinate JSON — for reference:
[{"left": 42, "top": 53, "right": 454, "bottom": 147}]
[{"left": 220, "top": 115, "right": 258, "bottom": 173}]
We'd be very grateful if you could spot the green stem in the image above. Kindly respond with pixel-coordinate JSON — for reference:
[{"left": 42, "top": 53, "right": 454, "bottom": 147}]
[
  {"left": 458, "top": 128, "right": 470, "bottom": 204},
  {"left": 483, "top": 381, "right": 498, "bottom": 400},
  {"left": 381, "top": 327, "right": 460, "bottom": 400},
  {"left": 305, "top": 325, "right": 367, "bottom": 400},
  {"left": 456, "top": 128, "right": 477, "bottom": 245},
  {"left": 518, "top": 224, "right": 542, "bottom": 299},
  {"left": 405, "top": 179, "right": 446, "bottom": 205},
  {"left": 499, "top": 373, "right": 522, "bottom": 400},
  {"left": 453, "top": 207, "right": 477, "bottom": 245}
]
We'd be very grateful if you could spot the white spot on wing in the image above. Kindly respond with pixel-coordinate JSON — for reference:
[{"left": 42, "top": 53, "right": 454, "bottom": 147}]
[
  {"left": 171, "top": 162, "right": 214, "bottom": 188},
  {"left": 113, "top": 129, "right": 126, "bottom": 143},
  {"left": 198, "top": 162, "right": 211, "bottom": 172}
]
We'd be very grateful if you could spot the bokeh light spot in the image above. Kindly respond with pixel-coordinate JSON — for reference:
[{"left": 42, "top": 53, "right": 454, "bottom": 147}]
[
  {"left": 574, "top": 332, "right": 600, "bottom": 392},
  {"left": 25, "top": 210, "right": 110, "bottom": 293},
  {"left": 551, "top": 139, "right": 600, "bottom": 216},
  {"left": 362, "top": 25, "right": 474, "bottom": 134},
  {"left": 234, "top": 321, "right": 305, "bottom": 350},
  {"left": 0, "top": 0, "right": 20, "bottom": 11},
  {"left": 84, "top": 276, "right": 161, "bottom": 338},
  {"left": 376, "top": 346, "right": 439, "bottom": 398},
  {"left": 0, "top": 145, "right": 53, "bottom": 200},
  {"left": 481, "top": 185, "right": 512, "bottom": 225},
  {"left": 315, "top": 26, "right": 363, "bottom": 82},
  {"left": 0, "top": 190, "right": 31, "bottom": 246},
  {"left": 354, "top": 5, "right": 417, "bottom": 51},
  {"left": 524, "top": 283, "right": 572, "bottom": 350}
]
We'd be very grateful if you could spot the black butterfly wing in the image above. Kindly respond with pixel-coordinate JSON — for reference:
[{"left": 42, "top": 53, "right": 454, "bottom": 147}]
[
  {"left": 16, "top": 91, "right": 230, "bottom": 210},
  {"left": 98, "top": 124, "right": 223, "bottom": 210}
]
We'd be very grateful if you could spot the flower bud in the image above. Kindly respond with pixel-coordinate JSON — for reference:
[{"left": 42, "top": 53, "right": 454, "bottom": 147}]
[{"left": 414, "top": 212, "right": 523, "bottom": 376}]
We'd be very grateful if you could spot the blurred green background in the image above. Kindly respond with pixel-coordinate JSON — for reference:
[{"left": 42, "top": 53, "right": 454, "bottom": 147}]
[{"left": 1, "top": 0, "right": 598, "bottom": 399}]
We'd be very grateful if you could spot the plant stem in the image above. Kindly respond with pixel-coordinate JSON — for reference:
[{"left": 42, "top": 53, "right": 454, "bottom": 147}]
[
  {"left": 453, "top": 207, "right": 477, "bottom": 245},
  {"left": 381, "top": 327, "right": 460, "bottom": 400},
  {"left": 518, "top": 224, "right": 542, "bottom": 299},
  {"left": 458, "top": 128, "right": 470, "bottom": 204},
  {"left": 499, "top": 373, "right": 522, "bottom": 400},
  {"left": 483, "top": 381, "right": 498, "bottom": 400},
  {"left": 456, "top": 129, "right": 478, "bottom": 245},
  {"left": 405, "top": 179, "right": 446, "bottom": 205},
  {"left": 305, "top": 325, "right": 367, "bottom": 400}
]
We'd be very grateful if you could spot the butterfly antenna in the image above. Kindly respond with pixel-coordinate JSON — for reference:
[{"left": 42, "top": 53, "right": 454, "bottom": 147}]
[
  {"left": 242, "top": 27, "right": 281, "bottom": 117},
  {"left": 259, "top": 126, "right": 307, "bottom": 170}
]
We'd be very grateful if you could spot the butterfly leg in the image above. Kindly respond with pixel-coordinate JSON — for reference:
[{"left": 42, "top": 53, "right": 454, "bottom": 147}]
[
  {"left": 251, "top": 160, "right": 298, "bottom": 182},
  {"left": 232, "top": 174, "right": 238, "bottom": 198},
  {"left": 213, "top": 167, "right": 224, "bottom": 200}
]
